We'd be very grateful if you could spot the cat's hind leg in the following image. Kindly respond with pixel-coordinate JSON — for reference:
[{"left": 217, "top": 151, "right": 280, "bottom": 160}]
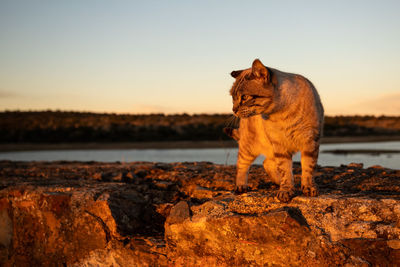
[
  {"left": 300, "top": 144, "right": 319, "bottom": 197},
  {"left": 273, "top": 150, "right": 295, "bottom": 202},
  {"left": 263, "top": 157, "right": 280, "bottom": 185}
]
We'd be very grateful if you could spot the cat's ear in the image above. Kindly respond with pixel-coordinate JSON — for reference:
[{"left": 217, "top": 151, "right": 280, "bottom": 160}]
[
  {"left": 251, "top": 59, "right": 269, "bottom": 81},
  {"left": 231, "top": 70, "right": 243, "bottom": 78}
]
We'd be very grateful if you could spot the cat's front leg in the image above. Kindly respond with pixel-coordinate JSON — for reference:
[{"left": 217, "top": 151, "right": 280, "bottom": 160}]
[
  {"left": 235, "top": 146, "right": 256, "bottom": 194},
  {"left": 274, "top": 152, "right": 295, "bottom": 202}
]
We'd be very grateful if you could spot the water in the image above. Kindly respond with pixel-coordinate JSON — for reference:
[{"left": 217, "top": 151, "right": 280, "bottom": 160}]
[{"left": 0, "top": 141, "right": 399, "bottom": 169}]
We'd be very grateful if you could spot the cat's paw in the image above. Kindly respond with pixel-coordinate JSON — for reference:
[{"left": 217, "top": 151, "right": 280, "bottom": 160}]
[
  {"left": 301, "top": 185, "right": 319, "bottom": 197},
  {"left": 234, "top": 185, "right": 249, "bottom": 195},
  {"left": 223, "top": 127, "right": 234, "bottom": 137},
  {"left": 276, "top": 189, "right": 294, "bottom": 203}
]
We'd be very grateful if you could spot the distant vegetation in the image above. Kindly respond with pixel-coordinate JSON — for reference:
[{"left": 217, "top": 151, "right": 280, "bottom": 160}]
[{"left": 0, "top": 111, "right": 399, "bottom": 143}]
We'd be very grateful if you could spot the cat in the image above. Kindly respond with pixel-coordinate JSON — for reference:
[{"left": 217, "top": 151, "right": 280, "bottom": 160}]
[{"left": 228, "top": 59, "right": 324, "bottom": 202}]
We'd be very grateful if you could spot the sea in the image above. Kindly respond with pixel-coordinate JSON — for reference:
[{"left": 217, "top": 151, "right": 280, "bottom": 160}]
[{"left": 0, "top": 141, "right": 399, "bottom": 170}]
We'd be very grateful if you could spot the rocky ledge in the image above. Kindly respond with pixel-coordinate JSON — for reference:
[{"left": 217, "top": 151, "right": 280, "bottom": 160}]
[{"left": 0, "top": 160, "right": 400, "bottom": 266}]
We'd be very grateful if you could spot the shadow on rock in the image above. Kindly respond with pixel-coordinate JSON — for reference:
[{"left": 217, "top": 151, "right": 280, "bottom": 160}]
[{"left": 107, "top": 188, "right": 166, "bottom": 237}]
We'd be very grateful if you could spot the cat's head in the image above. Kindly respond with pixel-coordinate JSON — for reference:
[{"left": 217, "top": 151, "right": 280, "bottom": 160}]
[{"left": 230, "top": 59, "right": 275, "bottom": 118}]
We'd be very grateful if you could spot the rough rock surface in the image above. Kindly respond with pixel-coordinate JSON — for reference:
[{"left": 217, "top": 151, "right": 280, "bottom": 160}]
[{"left": 0, "top": 160, "right": 400, "bottom": 266}]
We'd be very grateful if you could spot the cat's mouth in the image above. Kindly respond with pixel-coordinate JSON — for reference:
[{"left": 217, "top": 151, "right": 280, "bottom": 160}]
[{"left": 237, "top": 109, "right": 256, "bottom": 118}]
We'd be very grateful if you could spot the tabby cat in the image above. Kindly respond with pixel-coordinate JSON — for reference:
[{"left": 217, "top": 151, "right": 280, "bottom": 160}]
[{"left": 228, "top": 59, "right": 324, "bottom": 202}]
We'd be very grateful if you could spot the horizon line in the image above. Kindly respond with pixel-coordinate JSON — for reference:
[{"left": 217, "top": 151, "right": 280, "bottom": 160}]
[{"left": 1, "top": 109, "right": 399, "bottom": 117}]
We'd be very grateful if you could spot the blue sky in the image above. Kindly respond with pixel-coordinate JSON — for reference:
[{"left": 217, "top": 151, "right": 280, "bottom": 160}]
[{"left": 1, "top": 0, "right": 399, "bottom": 115}]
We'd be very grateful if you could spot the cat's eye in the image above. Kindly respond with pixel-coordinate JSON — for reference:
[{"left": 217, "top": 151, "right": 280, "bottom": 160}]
[{"left": 241, "top": 95, "right": 250, "bottom": 101}]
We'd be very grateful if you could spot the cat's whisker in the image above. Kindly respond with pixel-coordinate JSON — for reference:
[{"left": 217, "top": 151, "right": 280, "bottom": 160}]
[
  {"left": 225, "top": 115, "right": 233, "bottom": 125},
  {"left": 226, "top": 116, "right": 233, "bottom": 127},
  {"left": 224, "top": 114, "right": 236, "bottom": 128},
  {"left": 233, "top": 116, "right": 240, "bottom": 128}
]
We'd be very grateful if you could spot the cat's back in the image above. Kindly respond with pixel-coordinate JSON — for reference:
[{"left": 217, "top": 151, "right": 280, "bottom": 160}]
[
  {"left": 259, "top": 68, "right": 323, "bottom": 150},
  {"left": 270, "top": 68, "right": 316, "bottom": 96},
  {"left": 270, "top": 67, "right": 324, "bottom": 124}
]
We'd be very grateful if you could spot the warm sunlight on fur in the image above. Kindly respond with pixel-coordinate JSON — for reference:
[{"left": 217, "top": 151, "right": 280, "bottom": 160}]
[{"left": 229, "top": 59, "right": 324, "bottom": 202}]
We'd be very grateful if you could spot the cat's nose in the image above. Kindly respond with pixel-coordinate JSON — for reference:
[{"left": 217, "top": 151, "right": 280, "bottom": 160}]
[{"left": 232, "top": 106, "right": 238, "bottom": 113}]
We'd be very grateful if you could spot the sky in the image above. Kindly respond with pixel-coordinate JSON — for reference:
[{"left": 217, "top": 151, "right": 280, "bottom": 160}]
[{"left": 0, "top": 0, "right": 399, "bottom": 115}]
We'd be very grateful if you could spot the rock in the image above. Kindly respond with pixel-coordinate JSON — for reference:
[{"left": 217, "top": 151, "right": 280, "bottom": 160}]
[
  {"left": 368, "top": 165, "right": 384, "bottom": 169},
  {"left": 165, "top": 193, "right": 400, "bottom": 265},
  {"left": 348, "top": 162, "right": 364, "bottom": 168},
  {"left": 92, "top": 172, "right": 102, "bottom": 180},
  {"left": 134, "top": 169, "right": 148, "bottom": 178},
  {"left": 0, "top": 161, "right": 400, "bottom": 266},
  {"left": 387, "top": 239, "right": 400, "bottom": 249},
  {"left": 154, "top": 180, "right": 175, "bottom": 190},
  {"left": 166, "top": 206, "right": 318, "bottom": 266},
  {"left": 187, "top": 185, "right": 219, "bottom": 199},
  {"left": 165, "top": 201, "right": 190, "bottom": 225},
  {"left": 0, "top": 201, "right": 12, "bottom": 263}
]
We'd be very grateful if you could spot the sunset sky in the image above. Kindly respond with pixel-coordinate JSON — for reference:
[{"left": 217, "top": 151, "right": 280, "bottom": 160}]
[{"left": 1, "top": 0, "right": 399, "bottom": 115}]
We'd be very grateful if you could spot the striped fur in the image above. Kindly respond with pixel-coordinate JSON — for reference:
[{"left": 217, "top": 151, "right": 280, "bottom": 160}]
[{"left": 230, "top": 59, "right": 324, "bottom": 202}]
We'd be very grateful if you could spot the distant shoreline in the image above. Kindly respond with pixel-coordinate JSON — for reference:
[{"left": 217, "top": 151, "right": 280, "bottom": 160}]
[{"left": 1, "top": 136, "right": 400, "bottom": 152}]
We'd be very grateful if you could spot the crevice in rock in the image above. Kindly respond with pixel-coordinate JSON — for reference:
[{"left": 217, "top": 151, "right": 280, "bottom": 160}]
[
  {"left": 282, "top": 207, "right": 310, "bottom": 228},
  {"left": 84, "top": 210, "right": 111, "bottom": 244}
]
